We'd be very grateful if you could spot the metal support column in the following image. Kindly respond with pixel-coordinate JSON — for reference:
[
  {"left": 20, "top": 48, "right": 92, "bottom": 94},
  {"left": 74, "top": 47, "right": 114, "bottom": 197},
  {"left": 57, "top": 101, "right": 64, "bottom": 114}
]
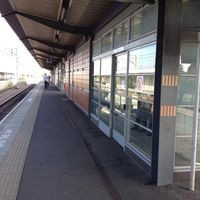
[{"left": 151, "top": 0, "right": 181, "bottom": 185}]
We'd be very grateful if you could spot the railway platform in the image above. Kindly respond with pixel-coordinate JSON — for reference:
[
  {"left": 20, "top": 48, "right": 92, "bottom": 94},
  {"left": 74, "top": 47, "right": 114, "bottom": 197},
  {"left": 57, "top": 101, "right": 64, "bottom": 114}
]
[{"left": 0, "top": 83, "right": 199, "bottom": 200}]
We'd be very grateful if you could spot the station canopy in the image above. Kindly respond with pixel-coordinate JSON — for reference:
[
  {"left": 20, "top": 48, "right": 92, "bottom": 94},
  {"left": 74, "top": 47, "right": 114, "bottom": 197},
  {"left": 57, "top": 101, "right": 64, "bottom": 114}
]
[{"left": 0, "top": 0, "right": 154, "bottom": 69}]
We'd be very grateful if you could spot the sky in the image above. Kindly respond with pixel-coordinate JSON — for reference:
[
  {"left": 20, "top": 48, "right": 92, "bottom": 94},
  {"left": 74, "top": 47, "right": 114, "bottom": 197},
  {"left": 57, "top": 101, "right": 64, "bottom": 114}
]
[{"left": 0, "top": 15, "right": 49, "bottom": 81}]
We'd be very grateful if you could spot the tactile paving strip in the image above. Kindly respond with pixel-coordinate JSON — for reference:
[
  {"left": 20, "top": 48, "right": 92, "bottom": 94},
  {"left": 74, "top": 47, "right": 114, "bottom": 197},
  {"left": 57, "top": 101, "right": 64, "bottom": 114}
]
[{"left": 0, "top": 84, "right": 43, "bottom": 200}]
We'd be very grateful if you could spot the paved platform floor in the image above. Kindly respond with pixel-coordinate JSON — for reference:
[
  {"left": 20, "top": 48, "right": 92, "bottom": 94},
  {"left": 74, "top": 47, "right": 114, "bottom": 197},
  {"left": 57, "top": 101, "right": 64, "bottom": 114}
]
[{"left": 4, "top": 85, "right": 198, "bottom": 200}]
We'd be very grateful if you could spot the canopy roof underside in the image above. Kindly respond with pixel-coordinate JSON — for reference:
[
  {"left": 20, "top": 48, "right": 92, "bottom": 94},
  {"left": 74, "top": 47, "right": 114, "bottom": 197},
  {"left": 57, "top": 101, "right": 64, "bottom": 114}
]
[{"left": 0, "top": 0, "right": 154, "bottom": 69}]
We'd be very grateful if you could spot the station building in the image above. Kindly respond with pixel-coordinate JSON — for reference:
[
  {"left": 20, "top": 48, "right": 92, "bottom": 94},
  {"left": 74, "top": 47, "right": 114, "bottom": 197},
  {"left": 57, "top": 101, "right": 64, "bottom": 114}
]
[{"left": 1, "top": 0, "right": 200, "bottom": 186}]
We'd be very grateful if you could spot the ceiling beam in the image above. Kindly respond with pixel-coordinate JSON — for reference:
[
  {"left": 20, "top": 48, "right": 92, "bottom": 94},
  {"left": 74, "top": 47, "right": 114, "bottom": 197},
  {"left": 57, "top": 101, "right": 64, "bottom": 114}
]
[
  {"left": 36, "top": 56, "right": 60, "bottom": 62},
  {"left": 21, "top": 37, "right": 73, "bottom": 51},
  {"left": 36, "top": 58, "right": 58, "bottom": 65},
  {"left": 30, "top": 48, "right": 65, "bottom": 57},
  {"left": 34, "top": 53, "right": 61, "bottom": 59},
  {"left": 3, "top": 11, "right": 92, "bottom": 35},
  {"left": 110, "top": 0, "right": 155, "bottom": 3}
]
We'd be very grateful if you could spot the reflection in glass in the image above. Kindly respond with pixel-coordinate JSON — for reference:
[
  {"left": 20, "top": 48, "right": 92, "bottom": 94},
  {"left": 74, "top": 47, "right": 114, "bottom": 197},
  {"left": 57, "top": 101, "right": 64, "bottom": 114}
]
[
  {"left": 129, "top": 44, "right": 156, "bottom": 73},
  {"left": 115, "top": 76, "right": 126, "bottom": 94},
  {"left": 177, "top": 76, "right": 195, "bottom": 105},
  {"left": 127, "top": 98, "right": 153, "bottom": 130},
  {"left": 92, "top": 88, "right": 99, "bottom": 103},
  {"left": 101, "top": 32, "right": 112, "bottom": 53},
  {"left": 126, "top": 44, "right": 156, "bottom": 159},
  {"left": 175, "top": 42, "right": 200, "bottom": 168},
  {"left": 114, "top": 54, "right": 127, "bottom": 115},
  {"left": 98, "top": 56, "right": 112, "bottom": 128},
  {"left": 100, "top": 91, "right": 110, "bottom": 109},
  {"left": 101, "top": 76, "right": 111, "bottom": 92},
  {"left": 175, "top": 137, "right": 200, "bottom": 167},
  {"left": 94, "top": 59, "right": 100, "bottom": 75},
  {"left": 114, "top": 94, "right": 126, "bottom": 113},
  {"left": 176, "top": 107, "right": 194, "bottom": 136},
  {"left": 128, "top": 75, "right": 154, "bottom": 96},
  {"left": 180, "top": 43, "right": 197, "bottom": 75},
  {"left": 101, "top": 57, "right": 112, "bottom": 75},
  {"left": 93, "top": 76, "right": 100, "bottom": 89},
  {"left": 182, "top": 0, "right": 200, "bottom": 30},
  {"left": 113, "top": 20, "right": 128, "bottom": 48},
  {"left": 130, "top": 5, "right": 158, "bottom": 40},
  {"left": 100, "top": 107, "right": 110, "bottom": 126},
  {"left": 127, "top": 121, "right": 152, "bottom": 158},
  {"left": 116, "top": 54, "right": 127, "bottom": 74},
  {"left": 93, "top": 40, "right": 101, "bottom": 56},
  {"left": 92, "top": 101, "right": 99, "bottom": 117},
  {"left": 113, "top": 112, "right": 124, "bottom": 136}
]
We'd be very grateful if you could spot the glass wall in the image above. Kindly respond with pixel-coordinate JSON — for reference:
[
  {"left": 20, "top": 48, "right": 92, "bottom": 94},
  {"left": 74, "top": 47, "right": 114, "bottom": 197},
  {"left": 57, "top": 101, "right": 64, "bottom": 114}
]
[
  {"left": 101, "top": 32, "right": 112, "bottom": 53},
  {"left": 91, "top": 3, "right": 158, "bottom": 163},
  {"left": 130, "top": 5, "right": 158, "bottom": 40},
  {"left": 92, "top": 4, "right": 158, "bottom": 57},
  {"left": 113, "top": 20, "right": 128, "bottom": 49},
  {"left": 93, "top": 39, "right": 101, "bottom": 57},
  {"left": 175, "top": 0, "right": 200, "bottom": 170},
  {"left": 175, "top": 43, "right": 200, "bottom": 168},
  {"left": 126, "top": 44, "right": 156, "bottom": 158}
]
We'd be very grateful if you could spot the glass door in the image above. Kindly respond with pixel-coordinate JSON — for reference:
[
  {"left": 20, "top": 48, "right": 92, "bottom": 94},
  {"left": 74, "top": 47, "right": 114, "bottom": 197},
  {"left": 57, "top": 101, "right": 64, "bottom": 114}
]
[
  {"left": 126, "top": 44, "right": 156, "bottom": 160},
  {"left": 112, "top": 53, "right": 128, "bottom": 146}
]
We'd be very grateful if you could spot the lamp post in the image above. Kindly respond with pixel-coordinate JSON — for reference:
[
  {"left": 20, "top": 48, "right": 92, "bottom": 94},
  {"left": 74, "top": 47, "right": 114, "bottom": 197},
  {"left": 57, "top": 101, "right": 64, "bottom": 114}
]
[{"left": 10, "top": 48, "right": 18, "bottom": 85}]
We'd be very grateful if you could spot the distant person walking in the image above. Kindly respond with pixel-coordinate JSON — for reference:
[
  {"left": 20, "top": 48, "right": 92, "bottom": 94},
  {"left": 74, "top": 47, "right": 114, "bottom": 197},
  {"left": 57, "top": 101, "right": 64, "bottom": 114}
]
[{"left": 43, "top": 74, "right": 49, "bottom": 89}]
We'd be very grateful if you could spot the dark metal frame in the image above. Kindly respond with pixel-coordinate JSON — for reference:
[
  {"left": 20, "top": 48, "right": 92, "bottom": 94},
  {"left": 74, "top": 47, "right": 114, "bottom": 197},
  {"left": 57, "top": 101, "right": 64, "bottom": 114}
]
[
  {"left": 21, "top": 37, "right": 73, "bottom": 51},
  {"left": 29, "top": 48, "right": 65, "bottom": 57},
  {"left": 151, "top": 0, "right": 165, "bottom": 182},
  {"left": 3, "top": 11, "right": 92, "bottom": 35}
]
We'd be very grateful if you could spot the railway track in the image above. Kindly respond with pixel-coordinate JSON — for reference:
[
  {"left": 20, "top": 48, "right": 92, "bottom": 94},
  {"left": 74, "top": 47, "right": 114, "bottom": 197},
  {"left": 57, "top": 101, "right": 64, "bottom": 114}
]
[{"left": 0, "top": 84, "right": 35, "bottom": 121}]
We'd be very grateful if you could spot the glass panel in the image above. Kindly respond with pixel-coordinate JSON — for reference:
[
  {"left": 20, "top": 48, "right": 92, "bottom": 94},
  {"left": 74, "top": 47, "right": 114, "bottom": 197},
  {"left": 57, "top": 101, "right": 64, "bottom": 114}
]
[
  {"left": 101, "top": 56, "right": 112, "bottom": 75},
  {"left": 101, "top": 32, "right": 112, "bottom": 53},
  {"left": 114, "top": 54, "right": 127, "bottom": 115},
  {"left": 113, "top": 20, "right": 128, "bottom": 48},
  {"left": 175, "top": 41, "right": 199, "bottom": 168},
  {"left": 114, "top": 94, "right": 126, "bottom": 113},
  {"left": 128, "top": 75, "right": 154, "bottom": 96},
  {"left": 113, "top": 112, "right": 124, "bottom": 136},
  {"left": 180, "top": 43, "right": 197, "bottom": 75},
  {"left": 175, "top": 137, "right": 191, "bottom": 167},
  {"left": 93, "top": 59, "right": 100, "bottom": 89},
  {"left": 129, "top": 44, "right": 156, "bottom": 73},
  {"left": 101, "top": 76, "right": 111, "bottom": 91},
  {"left": 99, "top": 56, "right": 112, "bottom": 128},
  {"left": 94, "top": 59, "right": 100, "bottom": 75},
  {"left": 126, "top": 44, "right": 156, "bottom": 159},
  {"left": 181, "top": 0, "right": 200, "bottom": 30},
  {"left": 116, "top": 54, "right": 127, "bottom": 74},
  {"left": 100, "top": 107, "right": 110, "bottom": 126},
  {"left": 92, "top": 101, "right": 99, "bottom": 117},
  {"left": 100, "top": 90, "right": 111, "bottom": 108},
  {"left": 93, "top": 76, "right": 100, "bottom": 89},
  {"left": 177, "top": 76, "right": 195, "bottom": 105},
  {"left": 127, "top": 98, "right": 153, "bottom": 130},
  {"left": 130, "top": 5, "right": 158, "bottom": 40},
  {"left": 127, "top": 121, "right": 152, "bottom": 158},
  {"left": 100, "top": 56, "right": 112, "bottom": 105},
  {"left": 176, "top": 107, "right": 194, "bottom": 137},
  {"left": 92, "top": 88, "right": 99, "bottom": 103},
  {"left": 115, "top": 76, "right": 126, "bottom": 94},
  {"left": 93, "top": 40, "right": 101, "bottom": 56}
]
